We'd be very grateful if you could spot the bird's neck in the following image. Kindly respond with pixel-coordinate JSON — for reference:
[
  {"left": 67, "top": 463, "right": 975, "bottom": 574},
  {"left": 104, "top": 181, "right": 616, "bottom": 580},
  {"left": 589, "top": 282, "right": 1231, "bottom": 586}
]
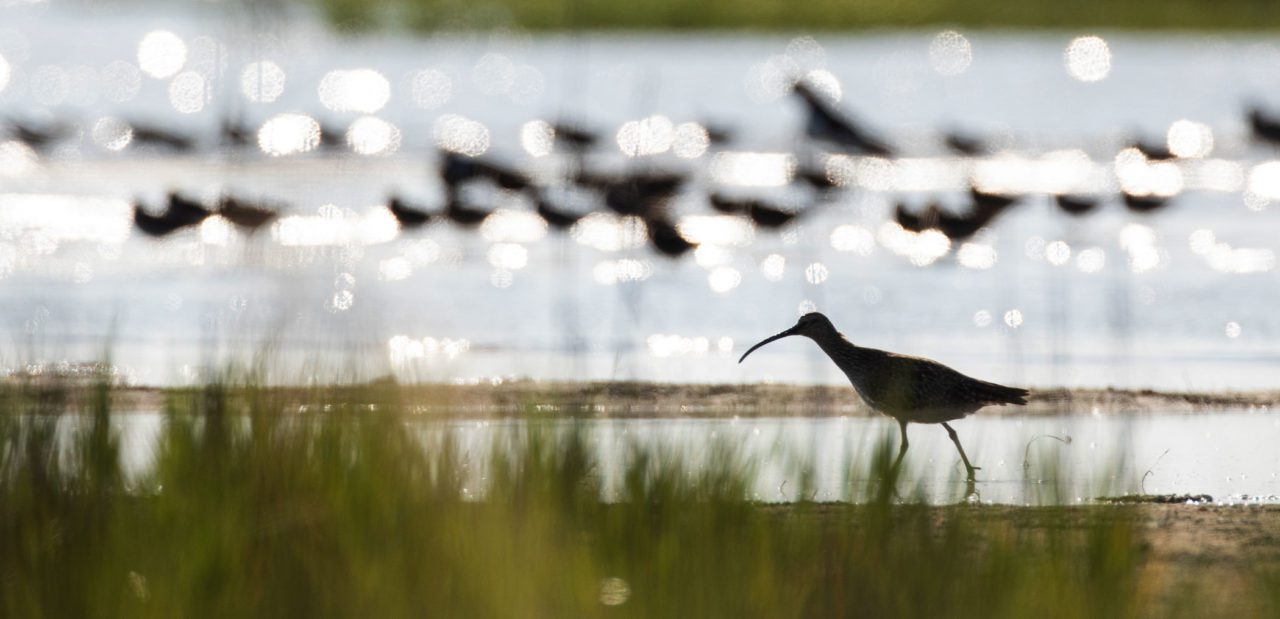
[{"left": 812, "top": 332, "right": 876, "bottom": 377}]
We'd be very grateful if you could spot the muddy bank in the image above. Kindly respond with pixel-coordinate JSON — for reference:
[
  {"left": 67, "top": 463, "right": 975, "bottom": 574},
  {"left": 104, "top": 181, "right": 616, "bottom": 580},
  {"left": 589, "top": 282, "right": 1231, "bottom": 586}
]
[{"left": 86, "top": 381, "right": 1280, "bottom": 417}]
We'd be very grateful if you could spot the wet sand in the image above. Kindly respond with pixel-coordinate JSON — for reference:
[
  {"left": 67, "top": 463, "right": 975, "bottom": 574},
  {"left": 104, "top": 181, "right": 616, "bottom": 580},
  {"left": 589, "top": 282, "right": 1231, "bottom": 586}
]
[{"left": 102, "top": 381, "right": 1280, "bottom": 417}]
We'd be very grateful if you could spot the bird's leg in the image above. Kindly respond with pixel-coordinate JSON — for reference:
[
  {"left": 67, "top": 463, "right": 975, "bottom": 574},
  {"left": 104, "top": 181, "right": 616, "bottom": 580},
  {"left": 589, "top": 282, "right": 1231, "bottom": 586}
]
[
  {"left": 942, "top": 422, "right": 980, "bottom": 481},
  {"left": 893, "top": 419, "right": 909, "bottom": 471}
]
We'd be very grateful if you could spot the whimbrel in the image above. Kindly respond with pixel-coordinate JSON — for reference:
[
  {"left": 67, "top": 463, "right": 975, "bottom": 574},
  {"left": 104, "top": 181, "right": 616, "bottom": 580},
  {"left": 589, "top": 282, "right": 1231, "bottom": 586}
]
[{"left": 739, "top": 312, "right": 1028, "bottom": 481}]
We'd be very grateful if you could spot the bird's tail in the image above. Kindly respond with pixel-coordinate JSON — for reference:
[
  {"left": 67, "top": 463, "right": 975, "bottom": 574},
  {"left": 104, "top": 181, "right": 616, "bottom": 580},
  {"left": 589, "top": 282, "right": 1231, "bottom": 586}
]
[{"left": 976, "top": 380, "right": 1029, "bottom": 406}]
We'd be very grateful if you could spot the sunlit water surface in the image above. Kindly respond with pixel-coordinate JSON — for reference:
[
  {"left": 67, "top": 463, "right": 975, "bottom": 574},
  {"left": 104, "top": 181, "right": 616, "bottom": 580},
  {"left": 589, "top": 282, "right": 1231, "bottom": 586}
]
[
  {"left": 0, "top": 7, "right": 1279, "bottom": 391},
  {"left": 98, "top": 410, "right": 1280, "bottom": 505}
]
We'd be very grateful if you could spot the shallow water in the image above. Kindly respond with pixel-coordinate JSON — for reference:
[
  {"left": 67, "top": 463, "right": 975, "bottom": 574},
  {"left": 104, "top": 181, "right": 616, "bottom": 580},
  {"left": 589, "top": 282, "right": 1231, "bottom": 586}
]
[
  {"left": 1, "top": 7, "right": 1279, "bottom": 392},
  {"left": 100, "top": 410, "right": 1280, "bottom": 505}
]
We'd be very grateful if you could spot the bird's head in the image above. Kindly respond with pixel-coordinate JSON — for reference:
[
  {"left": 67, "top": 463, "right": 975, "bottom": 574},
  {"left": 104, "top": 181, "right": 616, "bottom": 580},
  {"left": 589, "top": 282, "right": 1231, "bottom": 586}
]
[{"left": 738, "top": 312, "right": 837, "bottom": 363}]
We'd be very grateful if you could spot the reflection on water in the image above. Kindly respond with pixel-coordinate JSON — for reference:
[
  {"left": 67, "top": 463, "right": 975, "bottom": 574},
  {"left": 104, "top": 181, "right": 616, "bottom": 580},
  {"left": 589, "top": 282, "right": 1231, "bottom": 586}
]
[{"left": 100, "top": 410, "right": 1280, "bottom": 505}]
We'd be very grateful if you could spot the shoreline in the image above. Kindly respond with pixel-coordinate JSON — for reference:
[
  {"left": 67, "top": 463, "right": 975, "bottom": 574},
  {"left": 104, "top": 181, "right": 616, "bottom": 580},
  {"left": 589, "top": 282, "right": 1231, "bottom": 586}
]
[{"left": 80, "top": 381, "right": 1280, "bottom": 417}]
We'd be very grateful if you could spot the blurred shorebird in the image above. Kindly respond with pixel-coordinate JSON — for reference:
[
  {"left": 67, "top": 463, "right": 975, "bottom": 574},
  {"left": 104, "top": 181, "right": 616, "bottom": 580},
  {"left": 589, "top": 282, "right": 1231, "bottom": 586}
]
[
  {"left": 739, "top": 312, "right": 1028, "bottom": 480},
  {"left": 132, "top": 200, "right": 189, "bottom": 237},
  {"left": 1130, "top": 139, "right": 1175, "bottom": 161},
  {"left": 444, "top": 190, "right": 492, "bottom": 227},
  {"left": 791, "top": 81, "right": 894, "bottom": 157},
  {"left": 1247, "top": 106, "right": 1280, "bottom": 145},
  {"left": 709, "top": 193, "right": 800, "bottom": 228},
  {"left": 644, "top": 217, "right": 697, "bottom": 257},
  {"left": 130, "top": 124, "right": 195, "bottom": 151},
  {"left": 1121, "top": 191, "right": 1170, "bottom": 213},
  {"left": 551, "top": 121, "right": 599, "bottom": 152},
  {"left": 217, "top": 196, "right": 278, "bottom": 231},
  {"left": 533, "top": 191, "right": 588, "bottom": 230},
  {"left": 942, "top": 131, "right": 988, "bottom": 157},
  {"left": 386, "top": 195, "right": 435, "bottom": 229},
  {"left": 1054, "top": 194, "right": 1101, "bottom": 216},
  {"left": 165, "top": 192, "right": 213, "bottom": 226}
]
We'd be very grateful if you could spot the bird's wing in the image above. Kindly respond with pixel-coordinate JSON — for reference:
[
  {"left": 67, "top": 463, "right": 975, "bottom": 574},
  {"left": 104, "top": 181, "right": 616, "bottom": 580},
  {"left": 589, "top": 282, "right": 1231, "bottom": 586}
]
[{"left": 883, "top": 354, "right": 1027, "bottom": 413}]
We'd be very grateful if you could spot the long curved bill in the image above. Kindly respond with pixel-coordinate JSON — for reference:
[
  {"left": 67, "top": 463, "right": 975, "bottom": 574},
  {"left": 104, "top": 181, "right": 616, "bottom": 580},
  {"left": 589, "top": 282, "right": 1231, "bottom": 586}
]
[{"left": 738, "top": 328, "right": 797, "bottom": 363}]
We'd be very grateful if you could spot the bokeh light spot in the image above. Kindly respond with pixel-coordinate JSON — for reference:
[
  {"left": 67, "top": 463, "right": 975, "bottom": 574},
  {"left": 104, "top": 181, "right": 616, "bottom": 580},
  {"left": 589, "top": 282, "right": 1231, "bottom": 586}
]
[
  {"left": 137, "top": 30, "right": 187, "bottom": 79},
  {"left": 258, "top": 113, "right": 321, "bottom": 156},
  {"left": 240, "top": 60, "right": 286, "bottom": 103},
  {"left": 929, "top": 30, "right": 973, "bottom": 76},
  {"left": 1064, "top": 36, "right": 1111, "bottom": 82},
  {"left": 319, "top": 69, "right": 390, "bottom": 113}
]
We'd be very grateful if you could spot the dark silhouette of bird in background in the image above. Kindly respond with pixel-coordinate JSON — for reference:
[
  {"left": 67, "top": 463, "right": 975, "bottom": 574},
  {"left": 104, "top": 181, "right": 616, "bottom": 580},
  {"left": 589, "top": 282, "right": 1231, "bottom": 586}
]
[
  {"left": 132, "top": 200, "right": 191, "bottom": 237},
  {"left": 943, "top": 131, "right": 988, "bottom": 157},
  {"left": 969, "top": 186, "right": 1021, "bottom": 211},
  {"left": 1122, "top": 192, "right": 1170, "bottom": 213},
  {"left": 319, "top": 123, "right": 346, "bottom": 151},
  {"left": 534, "top": 192, "right": 588, "bottom": 230},
  {"left": 444, "top": 190, "right": 493, "bottom": 227},
  {"left": 5, "top": 119, "right": 69, "bottom": 150},
  {"left": 386, "top": 196, "right": 435, "bottom": 229},
  {"left": 217, "top": 196, "right": 278, "bottom": 231},
  {"left": 1054, "top": 194, "right": 1101, "bottom": 216},
  {"left": 747, "top": 202, "right": 799, "bottom": 229},
  {"left": 933, "top": 205, "right": 990, "bottom": 241},
  {"left": 551, "top": 122, "right": 599, "bottom": 152},
  {"left": 644, "top": 217, "right": 697, "bottom": 257},
  {"left": 1130, "top": 139, "right": 1175, "bottom": 161},
  {"left": 221, "top": 118, "right": 255, "bottom": 149},
  {"left": 894, "top": 201, "right": 936, "bottom": 232},
  {"left": 703, "top": 122, "right": 734, "bottom": 146},
  {"left": 1247, "top": 106, "right": 1280, "bottom": 145},
  {"left": 440, "top": 152, "right": 531, "bottom": 191},
  {"left": 596, "top": 171, "right": 686, "bottom": 217},
  {"left": 791, "top": 81, "right": 895, "bottom": 157},
  {"left": 708, "top": 193, "right": 799, "bottom": 228},
  {"left": 165, "top": 192, "right": 213, "bottom": 226},
  {"left": 794, "top": 165, "right": 838, "bottom": 192},
  {"left": 130, "top": 124, "right": 195, "bottom": 151},
  {"left": 739, "top": 312, "right": 1027, "bottom": 480}
]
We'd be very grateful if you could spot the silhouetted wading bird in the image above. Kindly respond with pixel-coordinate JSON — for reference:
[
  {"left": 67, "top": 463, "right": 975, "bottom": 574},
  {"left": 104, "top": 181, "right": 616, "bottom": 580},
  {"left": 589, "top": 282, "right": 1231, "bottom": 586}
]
[
  {"left": 739, "top": 313, "right": 1028, "bottom": 480},
  {"left": 791, "top": 81, "right": 894, "bottom": 157}
]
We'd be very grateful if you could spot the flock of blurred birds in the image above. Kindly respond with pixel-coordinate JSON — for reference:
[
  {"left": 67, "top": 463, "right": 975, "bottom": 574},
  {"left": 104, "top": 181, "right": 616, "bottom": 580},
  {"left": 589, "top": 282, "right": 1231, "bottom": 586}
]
[{"left": 10, "top": 76, "right": 1280, "bottom": 259}]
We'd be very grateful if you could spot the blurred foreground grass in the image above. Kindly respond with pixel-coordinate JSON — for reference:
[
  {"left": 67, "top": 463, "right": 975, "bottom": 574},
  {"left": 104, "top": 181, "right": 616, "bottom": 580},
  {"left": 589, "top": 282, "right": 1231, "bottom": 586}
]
[
  {"left": 2, "top": 374, "right": 1278, "bottom": 617},
  {"left": 318, "top": 0, "right": 1280, "bottom": 32}
]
